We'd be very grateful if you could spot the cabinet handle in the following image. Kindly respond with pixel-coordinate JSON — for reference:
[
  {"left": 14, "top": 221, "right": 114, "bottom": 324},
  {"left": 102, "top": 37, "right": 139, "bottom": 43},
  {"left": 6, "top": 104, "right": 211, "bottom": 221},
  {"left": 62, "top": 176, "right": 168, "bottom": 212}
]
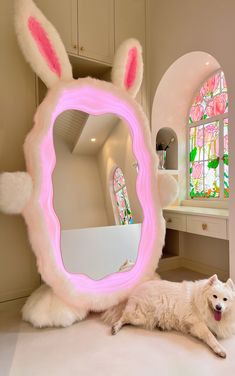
[
  {"left": 167, "top": 218, "right": 172, "bottom": 223},
  {"left": 73, "top": 44, "right": 77, "bottom": 50},
  {"left": 80, "top": 46, "right": 85, "bottom": 52},
  {"left": 202, "top": 223, "right": 208, "bottom": 230}
]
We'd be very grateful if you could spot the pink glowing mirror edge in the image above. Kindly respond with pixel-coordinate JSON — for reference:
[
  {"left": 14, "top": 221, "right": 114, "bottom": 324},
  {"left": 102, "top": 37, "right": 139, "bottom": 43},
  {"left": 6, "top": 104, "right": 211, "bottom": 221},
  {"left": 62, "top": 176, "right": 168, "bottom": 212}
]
[{"left": 25, "top": 80, "right": 161, "bottom": 293}]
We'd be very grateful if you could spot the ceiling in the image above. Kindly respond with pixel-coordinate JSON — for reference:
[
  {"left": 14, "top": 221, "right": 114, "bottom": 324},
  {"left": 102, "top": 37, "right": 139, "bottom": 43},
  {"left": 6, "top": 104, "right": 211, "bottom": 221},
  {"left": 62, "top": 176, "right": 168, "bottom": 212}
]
[{"left": 54, "top": 110, "right": 119, "bottom": 156}]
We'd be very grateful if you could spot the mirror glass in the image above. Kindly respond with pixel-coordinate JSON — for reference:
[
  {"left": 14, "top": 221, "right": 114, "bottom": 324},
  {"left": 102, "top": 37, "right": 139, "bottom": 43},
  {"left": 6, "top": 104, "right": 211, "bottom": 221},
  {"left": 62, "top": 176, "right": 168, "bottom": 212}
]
[{"left": 52, "top": 111, "right": 143, "bottom": 280}]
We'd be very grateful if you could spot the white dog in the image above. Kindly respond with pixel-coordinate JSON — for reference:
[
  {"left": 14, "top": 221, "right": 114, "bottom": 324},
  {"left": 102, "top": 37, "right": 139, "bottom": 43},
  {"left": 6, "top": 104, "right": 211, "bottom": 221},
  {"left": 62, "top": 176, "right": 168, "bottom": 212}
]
[{"left": 103, "top": 275, "right": 235, "bottom": 358}]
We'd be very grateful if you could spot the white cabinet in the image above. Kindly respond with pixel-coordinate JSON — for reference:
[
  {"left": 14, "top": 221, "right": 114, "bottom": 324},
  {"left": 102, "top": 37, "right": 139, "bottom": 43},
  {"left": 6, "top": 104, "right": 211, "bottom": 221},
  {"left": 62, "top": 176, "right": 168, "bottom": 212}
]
[
  {"left": 35, "top": 1, "right": 147, "bottom": 69},
  {"left": 78, "top": 0, "right": 114, "bottom": 64},
  {"left": 164, "top": 212, "right": 187, "bottom": 232},
  {"left": 35, "top": 0, "right": 78, "bottom": 55},
  {"left": 163, "top": 207, "right": 229, "bottom": 240},
  {"left": 35, "top": 0, "right": 114, "bottom": 64},
  {"left": 186, "top": 215, "right": 227, "bottom": 240}
]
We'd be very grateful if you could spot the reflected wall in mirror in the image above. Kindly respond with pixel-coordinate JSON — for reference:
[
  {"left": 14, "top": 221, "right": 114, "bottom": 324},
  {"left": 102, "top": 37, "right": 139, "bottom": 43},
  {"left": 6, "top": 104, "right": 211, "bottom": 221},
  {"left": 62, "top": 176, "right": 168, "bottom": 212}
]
[{"left": 52, "top": 111, "right": 143, "bottom": 280}]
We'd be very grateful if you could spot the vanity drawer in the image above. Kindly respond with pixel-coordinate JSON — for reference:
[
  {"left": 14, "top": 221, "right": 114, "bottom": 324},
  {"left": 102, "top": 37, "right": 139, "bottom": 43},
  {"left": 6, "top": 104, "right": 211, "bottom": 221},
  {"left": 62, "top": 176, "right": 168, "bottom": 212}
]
[
  {"left": 186, "top": 215, "right": 227, "bottom": 239},
  {"left": 164, "top": 212, "right": 187, "bottom": 232}
]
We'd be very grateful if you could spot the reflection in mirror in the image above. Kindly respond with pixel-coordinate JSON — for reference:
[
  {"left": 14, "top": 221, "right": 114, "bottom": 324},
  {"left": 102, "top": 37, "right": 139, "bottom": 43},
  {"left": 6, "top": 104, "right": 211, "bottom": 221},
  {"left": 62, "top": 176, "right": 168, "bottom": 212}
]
[{"left": 53, "top": 111, "right": 143, "bottom": 280}]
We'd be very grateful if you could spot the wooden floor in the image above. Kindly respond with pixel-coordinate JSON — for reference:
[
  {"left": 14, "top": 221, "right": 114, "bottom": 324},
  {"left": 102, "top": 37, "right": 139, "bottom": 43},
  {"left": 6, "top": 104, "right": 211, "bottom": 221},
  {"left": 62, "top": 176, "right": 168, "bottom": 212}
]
[{"left": 159, "top": 267, "right": 207, "bottom": 282}]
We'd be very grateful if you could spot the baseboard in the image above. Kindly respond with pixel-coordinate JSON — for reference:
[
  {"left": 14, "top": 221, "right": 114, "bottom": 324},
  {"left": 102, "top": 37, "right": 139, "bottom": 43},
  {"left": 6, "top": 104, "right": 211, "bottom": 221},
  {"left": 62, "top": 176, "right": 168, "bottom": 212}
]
[
  {"left": 158, "top": 256, "right": 182, "bottom": 272},
  {"left": 181, "top": 258, "right": 229, "bottom": 281},
  {"left": 0, "top": 296, "right": 27, "bottom": 312},
  {"left": 158, "top": 256, "right": 228, "bottom": 281},
  {"left": 0, "top": 288, "right": 35, "bottom": 305}
]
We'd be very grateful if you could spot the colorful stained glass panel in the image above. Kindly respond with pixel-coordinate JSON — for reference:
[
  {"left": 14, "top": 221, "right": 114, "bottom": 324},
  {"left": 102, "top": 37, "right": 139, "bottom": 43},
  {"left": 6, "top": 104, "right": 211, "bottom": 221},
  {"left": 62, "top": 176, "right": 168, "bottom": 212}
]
[
  {"left": 204, "top": 160, "right": 220, "bottom": 198},
  {"left": 204, "top": 122, "right": 219, "bottom": 160},
  {"left": 224, "top": 118, "right": 229, "bottom": 154},
  {"left": 113, "top": 167, "right": 133, "bottom": 225},
  {"left": 223, "top": 118, "right": 229, "bottom": 198},
  {"left": 113, "top": 167, "right": 125, "bottom": 192},
  {"left": 189, "top": 71, "right": 228, "bottom": 199},
  {"left": 189, "top": 126, "right": 203, "bottom": 161},
  {"left": 190, "top": 162, "right": 204, "bottom": 198},
  {"left": 189, "top": 71, "right": 228, "bottom": 124},
  {"left": 224, "top": 164, "right": 229, "bottom": 198}
]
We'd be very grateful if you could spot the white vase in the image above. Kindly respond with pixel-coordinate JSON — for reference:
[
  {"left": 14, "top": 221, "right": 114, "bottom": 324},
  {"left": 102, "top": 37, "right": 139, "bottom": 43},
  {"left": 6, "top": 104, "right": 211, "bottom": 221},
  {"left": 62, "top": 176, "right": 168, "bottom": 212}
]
[{"left": 157, "top": 150, "right": 166, "bottom": 169}]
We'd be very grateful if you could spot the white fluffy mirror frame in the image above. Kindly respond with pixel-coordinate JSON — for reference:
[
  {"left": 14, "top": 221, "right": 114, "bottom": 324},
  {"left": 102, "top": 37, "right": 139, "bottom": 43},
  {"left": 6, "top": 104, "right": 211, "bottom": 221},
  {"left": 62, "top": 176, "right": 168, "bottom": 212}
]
[{"left": 0, "top": 0, "right": 178, "bottom": 327}]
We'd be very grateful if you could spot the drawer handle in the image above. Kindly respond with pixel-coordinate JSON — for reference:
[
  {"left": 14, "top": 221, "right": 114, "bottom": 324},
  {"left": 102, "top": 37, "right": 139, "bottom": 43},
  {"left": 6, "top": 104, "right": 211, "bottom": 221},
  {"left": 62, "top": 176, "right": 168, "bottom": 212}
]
[
  {"left": 167, "top": 218, "right": 172, "bottom": 223},
  {"left": 80, "top": 46, "right": 85, "bottom": 52},
  {"left": 202, "top": 223, "right": 208, "bottom": 230}
]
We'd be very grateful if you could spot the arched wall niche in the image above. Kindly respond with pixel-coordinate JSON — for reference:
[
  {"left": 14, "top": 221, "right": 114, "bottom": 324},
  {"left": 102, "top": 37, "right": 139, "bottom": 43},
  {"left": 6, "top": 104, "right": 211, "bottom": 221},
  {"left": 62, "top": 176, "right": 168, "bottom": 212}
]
[
  {"left": 156, "top": 127, "right": 178, "bottom": 170},
  {"left": 151, "top": 51, "right": 221, "bottom": 203}
]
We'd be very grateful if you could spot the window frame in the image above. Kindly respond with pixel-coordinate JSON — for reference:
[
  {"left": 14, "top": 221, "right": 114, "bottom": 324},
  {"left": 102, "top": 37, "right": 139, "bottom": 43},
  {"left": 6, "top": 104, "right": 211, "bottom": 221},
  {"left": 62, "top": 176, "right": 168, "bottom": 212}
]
[{"left": 187, "top": 69, "right": 228, "bottom": 202}]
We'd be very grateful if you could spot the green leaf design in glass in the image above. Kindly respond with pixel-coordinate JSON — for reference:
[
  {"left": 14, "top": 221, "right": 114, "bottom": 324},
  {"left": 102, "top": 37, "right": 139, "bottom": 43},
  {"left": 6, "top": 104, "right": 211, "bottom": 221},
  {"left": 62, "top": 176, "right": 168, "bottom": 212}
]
[
  {"left": 190, "top": 147, "right": 197, "bottom": 162},
  {"left": 207, "top": 158, "right": 219, "bottom": 169},
  {"left": 223, "top": 154, "right": 229, "bottom": 166}
]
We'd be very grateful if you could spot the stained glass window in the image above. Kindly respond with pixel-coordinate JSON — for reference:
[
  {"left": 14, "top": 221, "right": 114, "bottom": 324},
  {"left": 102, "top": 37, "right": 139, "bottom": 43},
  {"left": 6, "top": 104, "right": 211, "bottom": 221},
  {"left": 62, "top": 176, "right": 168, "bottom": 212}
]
[
  {"left": 113, "top": 167, "right": 133, "bottom": 225},
  {"left": 189, "top": 71, "right": 229, "bottom": 199}
]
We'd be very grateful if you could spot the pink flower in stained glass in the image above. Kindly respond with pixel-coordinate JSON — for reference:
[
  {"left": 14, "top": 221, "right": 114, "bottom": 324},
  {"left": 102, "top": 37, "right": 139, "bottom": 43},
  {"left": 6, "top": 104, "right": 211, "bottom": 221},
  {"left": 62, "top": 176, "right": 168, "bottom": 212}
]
[
  {"left": 206, "top": 93, "right": 228, "bottom": 117},
  {"left": 204, "top": 123, "right": 219, "bottom": 143},
  {"left": 120, "top": 210, "right": 125, "bottom": 219},
  {"left": 196, "top": 127, "right": 203, "bottom": 148},
  {"left": 200, "top": 73, "right": 220, "bottom": 96},
  {"left": 113, "top": 167, "right": 126, "bottom": 192},
  {"left": 119, "top": 176, "right": 124, "bottom": 187},
  {"left": 221, "top": 73, "right": 227, "bottom": 90},
  {"left": 122, "top": 200, "right": 126, "bottom": 209},
  {"left": 194, "top": 92, "right": 203, "bottom": 105},
  {"left": 192, "top": 162, "right": 203, "bottom": 179},
  {"left": 190, "top": 105, "right": 204, "bottom": 122}
]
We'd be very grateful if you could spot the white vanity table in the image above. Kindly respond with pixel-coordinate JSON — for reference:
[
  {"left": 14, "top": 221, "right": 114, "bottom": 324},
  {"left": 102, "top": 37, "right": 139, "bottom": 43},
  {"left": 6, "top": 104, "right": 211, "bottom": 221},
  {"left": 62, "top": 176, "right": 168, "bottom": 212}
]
[
  {"left": 164, "top": 206, "right": 229, "bottom": 240},
  {"left": 159, "top": 206, "right": 229, "bottom": 281}
]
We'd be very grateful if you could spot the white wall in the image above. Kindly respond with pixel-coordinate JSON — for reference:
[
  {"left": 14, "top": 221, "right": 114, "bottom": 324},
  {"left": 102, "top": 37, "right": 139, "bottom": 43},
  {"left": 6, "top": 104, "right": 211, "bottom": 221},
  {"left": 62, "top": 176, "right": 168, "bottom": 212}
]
[
  {"left": 97, "top": 120, "right": 143, "bottom": 225},
  {"left": 0, "top": 1, "right": 40, "bottom": 302},
  {"left": 53, "top": 134, "right": 108, "bottom": 229},
  {"left": 61, "top": 224, "right": 141, "bottom": 279},
  {"left": 147, "top": 0, "right": 235, "bottom": 278}
]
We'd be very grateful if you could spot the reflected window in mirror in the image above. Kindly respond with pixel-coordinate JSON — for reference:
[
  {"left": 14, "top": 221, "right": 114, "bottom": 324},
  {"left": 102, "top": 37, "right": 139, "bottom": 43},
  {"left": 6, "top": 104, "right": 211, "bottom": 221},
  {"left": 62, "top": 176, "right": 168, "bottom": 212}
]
[{"left": 113, "top": 167, "right": 133, "bottom": 225}]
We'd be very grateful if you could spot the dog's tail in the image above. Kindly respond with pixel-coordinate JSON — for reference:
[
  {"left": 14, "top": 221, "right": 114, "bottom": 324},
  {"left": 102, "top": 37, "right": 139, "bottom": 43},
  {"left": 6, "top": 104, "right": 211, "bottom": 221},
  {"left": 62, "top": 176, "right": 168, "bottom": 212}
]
[{"left": 101, "top": 300, "right": 127, "bottom": 325}]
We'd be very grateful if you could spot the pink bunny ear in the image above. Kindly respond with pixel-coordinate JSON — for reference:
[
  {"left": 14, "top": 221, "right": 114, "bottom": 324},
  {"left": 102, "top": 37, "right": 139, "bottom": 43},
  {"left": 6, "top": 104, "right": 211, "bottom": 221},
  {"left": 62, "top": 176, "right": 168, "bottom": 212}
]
[
  {"left": 14, "top": 0, "right": 72, "bottom": 88},
  {"left": 112, "top": 39, "right": 143, "bottom": 98}
]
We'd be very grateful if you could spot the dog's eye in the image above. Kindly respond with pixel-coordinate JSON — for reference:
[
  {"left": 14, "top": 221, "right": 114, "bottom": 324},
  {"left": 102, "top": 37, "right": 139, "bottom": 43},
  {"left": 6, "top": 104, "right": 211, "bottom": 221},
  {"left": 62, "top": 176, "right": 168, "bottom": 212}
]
[
  {"left": 223, "top": 298, "right": 228, "bottom": 301},
  {"left": 213, "top": 295, "right": 217, "bottom": 299}
]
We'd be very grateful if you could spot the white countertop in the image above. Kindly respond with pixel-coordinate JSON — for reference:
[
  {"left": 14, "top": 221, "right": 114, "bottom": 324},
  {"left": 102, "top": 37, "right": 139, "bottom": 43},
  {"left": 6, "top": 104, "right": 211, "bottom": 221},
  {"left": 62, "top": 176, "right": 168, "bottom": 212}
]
[{"left": 163, "top": 206, "right": 229, "bottom": 219}]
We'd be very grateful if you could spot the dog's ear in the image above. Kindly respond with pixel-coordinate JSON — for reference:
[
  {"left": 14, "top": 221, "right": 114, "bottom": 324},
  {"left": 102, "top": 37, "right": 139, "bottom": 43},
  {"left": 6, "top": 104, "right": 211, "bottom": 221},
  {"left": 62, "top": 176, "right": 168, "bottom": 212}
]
[
  {"left": 208, "top": 274, "right": 218, "bottom": 286},
  {"left": 226, "top": 278, "right": 235, "bottom": 291}
]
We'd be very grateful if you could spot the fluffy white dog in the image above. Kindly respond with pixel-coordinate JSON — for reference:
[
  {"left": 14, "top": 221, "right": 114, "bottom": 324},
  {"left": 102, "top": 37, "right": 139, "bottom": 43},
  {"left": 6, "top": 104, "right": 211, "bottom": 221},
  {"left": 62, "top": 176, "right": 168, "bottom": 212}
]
[{"left": 103, "top": 274, "right": 235, "bottom": 358}]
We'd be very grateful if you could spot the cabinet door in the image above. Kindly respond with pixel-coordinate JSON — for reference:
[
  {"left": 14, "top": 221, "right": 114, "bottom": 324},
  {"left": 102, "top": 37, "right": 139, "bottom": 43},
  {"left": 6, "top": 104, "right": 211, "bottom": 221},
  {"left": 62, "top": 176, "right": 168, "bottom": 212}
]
[
  {"left": 115, "top": 0, "right": 147, "bottom": 111},
  {"left": 115, "top": 0, "right": 146, "bottom": 49},
  {"left": 78, "top": 0, "right": 114, "bottom": 64},
  {"left": 35, "top": 0, "right": 78, "bottom": 55}
]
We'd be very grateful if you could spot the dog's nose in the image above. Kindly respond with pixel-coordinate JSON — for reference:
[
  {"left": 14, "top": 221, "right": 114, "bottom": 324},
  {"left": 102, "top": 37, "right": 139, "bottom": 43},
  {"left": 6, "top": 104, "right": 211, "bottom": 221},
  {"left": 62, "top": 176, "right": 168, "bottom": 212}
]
[{"left": 216, "top": 304, "right": 222, "bottom": 311}]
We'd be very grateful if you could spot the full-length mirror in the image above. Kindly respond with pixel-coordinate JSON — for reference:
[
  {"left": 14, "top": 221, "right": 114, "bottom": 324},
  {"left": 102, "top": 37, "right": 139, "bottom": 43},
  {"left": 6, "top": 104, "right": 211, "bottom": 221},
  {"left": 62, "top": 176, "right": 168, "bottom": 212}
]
[{"left": 53, "top": 111, "right": 143, "bottom": 280}]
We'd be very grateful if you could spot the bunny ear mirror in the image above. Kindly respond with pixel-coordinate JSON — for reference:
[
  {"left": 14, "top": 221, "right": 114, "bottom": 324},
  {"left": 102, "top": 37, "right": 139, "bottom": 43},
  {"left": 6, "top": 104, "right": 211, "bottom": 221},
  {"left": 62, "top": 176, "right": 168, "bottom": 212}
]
[{"left": 0, "top": 0, "right": 178, "bottom": 327}]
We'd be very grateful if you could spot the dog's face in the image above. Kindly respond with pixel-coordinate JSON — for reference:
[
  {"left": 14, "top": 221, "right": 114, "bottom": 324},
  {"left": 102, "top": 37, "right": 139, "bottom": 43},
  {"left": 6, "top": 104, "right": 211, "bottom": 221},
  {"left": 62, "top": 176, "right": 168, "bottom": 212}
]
[{"left": 205, "top": 275, "right": 235, "bottom": 321}]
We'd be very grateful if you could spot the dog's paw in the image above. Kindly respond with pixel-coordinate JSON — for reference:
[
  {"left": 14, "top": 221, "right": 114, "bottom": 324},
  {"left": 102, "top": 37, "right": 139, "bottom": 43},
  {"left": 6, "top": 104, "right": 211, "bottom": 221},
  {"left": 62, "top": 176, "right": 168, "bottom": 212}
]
[
  {"left": 111, "top": 325, "right": 117, "bottom": 335},
  {"left": 111, "top": 323, "right": 120, "bottom": 335},
  {"left": 215, "top": 347, "right": 226, "bottom": 359}
]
